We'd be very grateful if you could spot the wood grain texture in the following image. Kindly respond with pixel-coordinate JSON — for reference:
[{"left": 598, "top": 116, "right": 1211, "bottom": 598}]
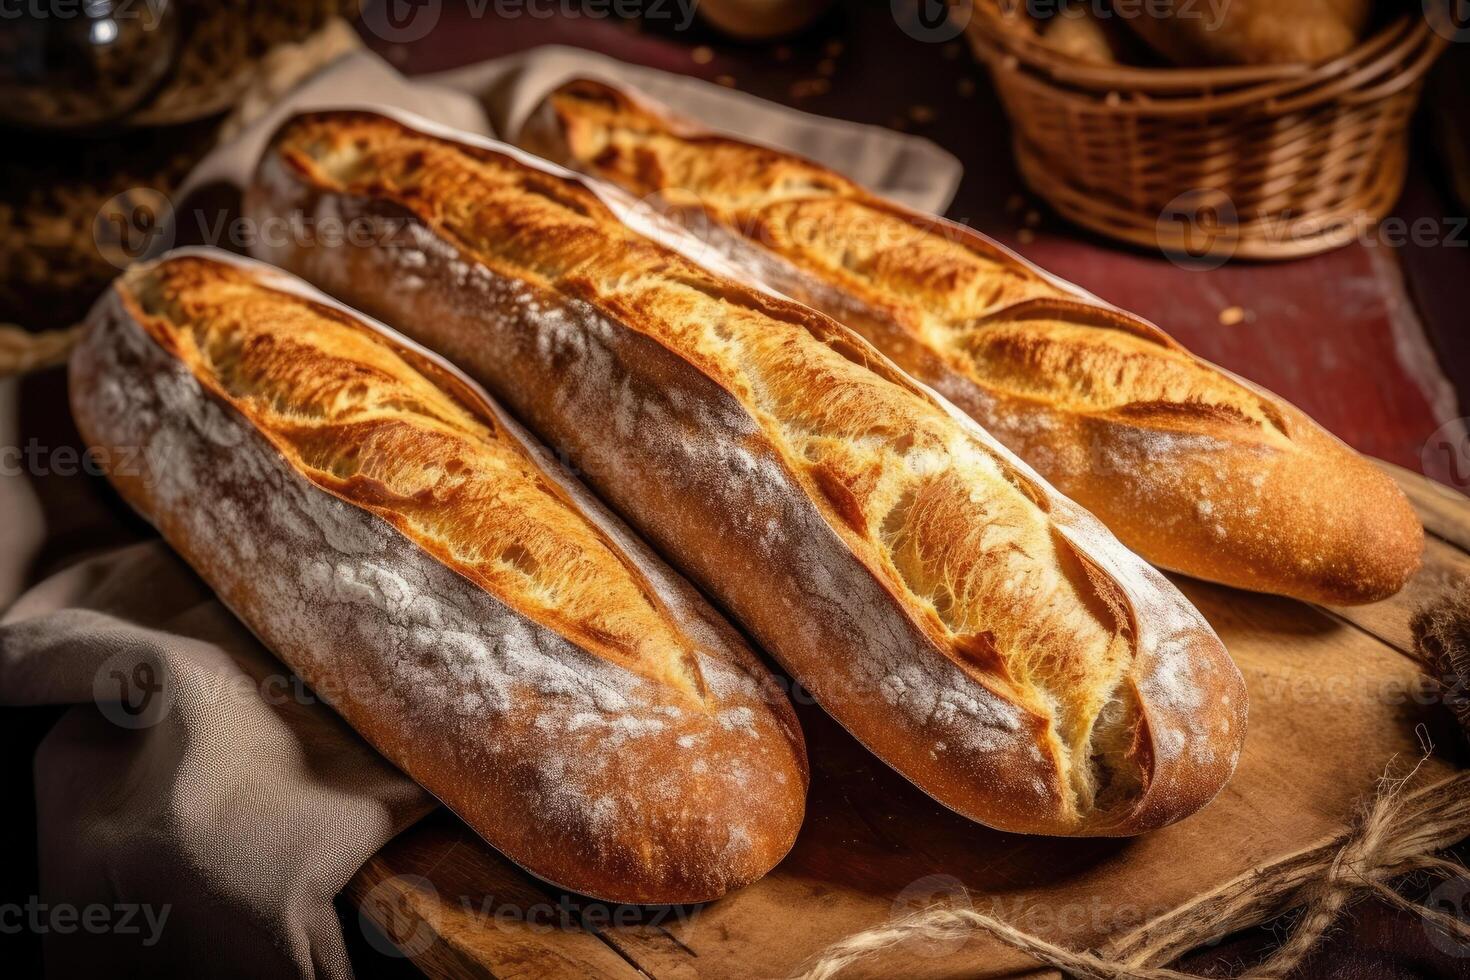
[{"left": 346, "top": 464, "right": 1469, "bottom": 978}]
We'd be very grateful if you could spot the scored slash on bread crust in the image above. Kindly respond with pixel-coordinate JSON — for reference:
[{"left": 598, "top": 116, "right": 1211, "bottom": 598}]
[
  {"left": 245, "top": 110, "right": 1248, "bottom": 836},
  {"left": 69, "top": 250, "right": 809, "bottom": 904},
  {"left": 134, "top": 256, "right": 705, "bottom": 691},
  {"left": 519, "top": 78, "right": 1424, "bottom": 606}
]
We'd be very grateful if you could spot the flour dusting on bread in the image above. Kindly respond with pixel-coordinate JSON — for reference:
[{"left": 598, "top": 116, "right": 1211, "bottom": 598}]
[
  {"left": 527, "top": 77, "right": 1423, "bottom": 607},
  {"left": 245, "top": 110, "right": 1249, "bottom": 836},
  {"left": 70, "top": 252, "right": 809, "bottom": 902}
]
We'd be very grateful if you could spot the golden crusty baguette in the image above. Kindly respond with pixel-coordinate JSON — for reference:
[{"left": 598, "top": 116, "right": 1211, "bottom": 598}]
[
  {"left": 519, "top": 78, "right": 1423, "bottom": 606},
  {"left": 68, "top": 249, "right": 808, "bottom": 903},
  {"left": 1122, "top": 0, "right": 1371, "bottom": 66},
  {"left": 245, "top": 110, "right": 1247, "bottom": 836}
]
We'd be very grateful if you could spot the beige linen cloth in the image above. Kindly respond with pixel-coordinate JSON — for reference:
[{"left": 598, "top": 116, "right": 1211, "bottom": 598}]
[{"left": 0, "top": 47, "right": 959, "bottom": 978}]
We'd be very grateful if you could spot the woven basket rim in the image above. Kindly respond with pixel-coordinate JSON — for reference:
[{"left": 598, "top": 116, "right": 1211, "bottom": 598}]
[
  {"left": 959, "top": 0, "right": 1443, "bottom": 260},
  {"left": 1013, "top": 132, "right": 1409, "bottom": 260},
  {"left": 963, "top": 0, "right": 1448, "bottom": 110}
]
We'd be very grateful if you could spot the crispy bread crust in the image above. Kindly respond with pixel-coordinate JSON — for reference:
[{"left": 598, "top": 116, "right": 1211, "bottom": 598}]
[
  {"left": 69, "top": 250, "right": 808, "bottom": 903},
  {"left": 246, "top": 111, "right": 1247, "bottom": 837},
  {"left": 521, "top": 78, "right": 1422, "bottom": 606}
]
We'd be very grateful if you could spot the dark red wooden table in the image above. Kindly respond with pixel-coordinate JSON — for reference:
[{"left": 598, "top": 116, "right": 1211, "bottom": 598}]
[{"left": 354, "top": 0, "right": 1470, "bottom": 492}]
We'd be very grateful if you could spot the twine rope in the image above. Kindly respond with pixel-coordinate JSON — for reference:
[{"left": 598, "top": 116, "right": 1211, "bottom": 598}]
[
  {"left": 0, "top": 18, "right": 362, "bottom": 380},
  {"left": 796, "top": 765, "right": 1470, "bottom": 980}
]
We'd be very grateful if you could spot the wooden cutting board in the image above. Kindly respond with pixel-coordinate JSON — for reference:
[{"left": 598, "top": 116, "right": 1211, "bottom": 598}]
[{"left": 347, "top": 464, "right": 1470, "bottom": 979}]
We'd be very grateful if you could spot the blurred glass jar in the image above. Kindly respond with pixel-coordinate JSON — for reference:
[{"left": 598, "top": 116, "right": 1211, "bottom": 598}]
[{"left": 0, "top": 0, "right": 182, "bottom": 129}]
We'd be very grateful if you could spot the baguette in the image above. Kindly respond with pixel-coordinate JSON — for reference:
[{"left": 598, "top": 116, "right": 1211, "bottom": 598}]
[
  {"left": 245, "top": 109, "right": 1247, "bottom": 837},
  {"left": 519, "top": 78, "right": 1423, "bottom": 606},
  {"left": 1121, "top": 0, "right": 1371, "bottom": 66},
  {"left": 68, "top": 249, "right": 808, "bottom": 904}
]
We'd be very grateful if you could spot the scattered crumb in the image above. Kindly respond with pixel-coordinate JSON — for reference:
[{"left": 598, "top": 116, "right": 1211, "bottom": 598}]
[
  {"left": 908, "top": 104, "right": 937, "bottom": 124},
  {"left": 1218, "top": 306, "right": 1246, "bottom": 326},
  {"left": 824, "top": 39, "right": 844, "bottom": 57},
  {"left": 1018, "top": 228, "right": 1036, "bottom": 244},
  {"left": 790, "top": 78, "right": 831, "bottom": 99},
  {"left": 958, "top": 77, "right": 976, "bottom": 97},
  {"left": 1023, "top": 209, "right": 1041, "bottom": 228},
  {"left": 715, "top": 74, "right": 737, "bottom": 88},
  {"left": 817, "top": 58, "right": 837, "bottom": 76},
  {"left": 692, "top": 46, "right": 714, "bottom": 65},
  {"left": 1005, "top": 194, "right": 1025, "bottom": 214}
]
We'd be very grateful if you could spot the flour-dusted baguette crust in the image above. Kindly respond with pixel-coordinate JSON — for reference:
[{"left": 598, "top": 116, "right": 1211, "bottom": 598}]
[
  {"left": 68, "top": 249, "right": 808, "bottom": 903},
  {"left": 520, "top": 78, "right": 1423, "bottom": 606},
  {"left": 246, "top": 111, "right": 1246, "bottom": 837}
]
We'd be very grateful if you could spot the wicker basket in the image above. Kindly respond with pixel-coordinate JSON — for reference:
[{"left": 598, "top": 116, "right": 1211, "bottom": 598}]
[{"left": 961, "top": 1, "right": 1449, "bottom": 260}]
